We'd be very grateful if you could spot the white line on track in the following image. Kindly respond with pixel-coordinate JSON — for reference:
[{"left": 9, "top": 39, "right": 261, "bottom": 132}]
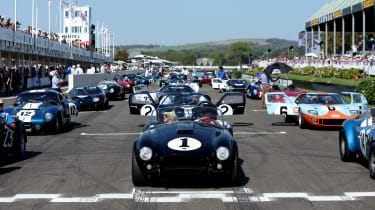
[
  {"left": 253, "top": 110, "right": 267, "bottom": 112},
  {"left": 2, "top": 189, "right": 375, "bottom": 203},
  {"left": 1, "top": 96, "right": 17, "bottom": 100}
]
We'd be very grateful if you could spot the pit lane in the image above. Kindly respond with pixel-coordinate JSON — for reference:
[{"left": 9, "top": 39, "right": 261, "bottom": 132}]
[{"left": 1, "top": 84, "right": 375, "bottom": 209}]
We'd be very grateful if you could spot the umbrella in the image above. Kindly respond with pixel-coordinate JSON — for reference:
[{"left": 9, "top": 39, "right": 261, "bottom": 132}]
[{"left": 264, "top": 62, "right": 293, "bottom": 75}]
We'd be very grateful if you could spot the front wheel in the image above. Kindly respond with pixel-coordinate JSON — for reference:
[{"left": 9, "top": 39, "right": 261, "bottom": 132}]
[
  {"left": 132, "top": 152, "right": 147, "bottom": 186},
  {"left": 339, "top": 130, "right": 356, "bottom": 162},
  {"left": 13, "top": 121, "right": 27, "bottom": 159},
  {"left": 369, "top": 144, "right": 375, "bottom": 179},
  {"left": 227, "top": 151, "right": 239, "bottom": 184},
  {"left": 298, "top": 112, "right": 307, "bottom": 129}
]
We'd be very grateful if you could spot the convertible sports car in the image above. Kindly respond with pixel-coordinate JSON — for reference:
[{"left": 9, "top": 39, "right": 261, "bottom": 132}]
[
  {"left": 340, "top": 108, "right": 375, "bottom": 179},
  {"left": 132, "top": 106, "right": 239, "bottom": 186},
  {"left": 121, "top": 74, "right": 136, "bottom": 86},
  {"left": 98, "top": 81, "right": 126, "bottom": 100},
  {"left": 68, "top": 86, "right": 109, "bottom": 110},
  {"left": 225, "top": 79, "right": 250, "bottom": 93},
  {"left": 115, "top": 76, "right": 133, "bottom": 93},
  {"left": 265, "top": 92, "right": 367, "bottom": 127},
  {"left": 202, "top": 71, "right": 215, "bottom": 84},
  {"left": 0, "top": 116, "right": 27, "bottom": 159},
  {"left": 4, "top": 90, "right": 78, "bottom": 134},
  {"left": 156, "top": 85, "right": 197, "bottom": 101},
  {"left": 134, "top": 75, "right": 153, "bottom": 86}
]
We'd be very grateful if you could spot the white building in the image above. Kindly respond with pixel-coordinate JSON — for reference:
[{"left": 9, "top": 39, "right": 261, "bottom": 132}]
[{"left": 59, "top": 6, "right": 93, "bottom": 45}]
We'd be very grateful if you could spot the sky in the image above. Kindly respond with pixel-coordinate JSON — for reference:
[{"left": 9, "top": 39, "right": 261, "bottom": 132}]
[{"left": 1, "top": 0, "right": 332, "bottom": 45}]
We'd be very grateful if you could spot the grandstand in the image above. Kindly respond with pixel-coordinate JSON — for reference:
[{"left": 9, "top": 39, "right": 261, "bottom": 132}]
[{"left": 305, "top": 0, "right": 375, "bottom": 57}]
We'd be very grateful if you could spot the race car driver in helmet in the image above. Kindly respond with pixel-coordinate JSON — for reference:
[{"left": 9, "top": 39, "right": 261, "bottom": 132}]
[{"left": 0, "top": 99, "right": 16, "bottom": 130}]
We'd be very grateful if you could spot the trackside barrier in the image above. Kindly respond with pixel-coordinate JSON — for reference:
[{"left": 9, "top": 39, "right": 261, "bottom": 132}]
[{"left": 68, "top": 70, "right": 145, "bottom": 91}]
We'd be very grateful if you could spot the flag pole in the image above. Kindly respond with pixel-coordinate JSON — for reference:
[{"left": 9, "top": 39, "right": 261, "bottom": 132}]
[
  {"left": 48, "top": 0, "right": 51, "bottom": 38},
  {"left": 32, "top": 0, "right": 34, "bottom": 37},
  {"left": 60, "top": 0, "right": 62, "bottom": 35},
  {"left": 113, "top": 34, "right": 115, "bottom": 60},
  {"left": 14, "top": 0, "right": 17, "bottom": 31}
]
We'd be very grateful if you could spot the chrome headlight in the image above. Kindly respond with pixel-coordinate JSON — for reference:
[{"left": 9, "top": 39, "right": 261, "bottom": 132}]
[
  {"left": 216, "top": 147, "right": 230, "bottom": 161},
  {"left": 45, "top": 112, "right": 53, "bottom": 121},
  {"left": 308, "top": 110, "right": 318, "bottom": 116},
  {"left": 109, "top": 88, "right": 115, "bottom": 93},
  {"left": 349, "top": 110, "right": 359, "bottom": 116},
  {"left": 126, "top": 84, "right": 130, "bottom": 88},
  {"left": 100, "top": 85, "right": 107, "bottom": 90},
  {"left": 139, "top": 147, "right": 153, "bottom": 161},
  {"left": 93, "top": 97, "right": 100, "bottom": 102},
  {"left": 253, "top": 90, "right": 258, "bottom": 94}
]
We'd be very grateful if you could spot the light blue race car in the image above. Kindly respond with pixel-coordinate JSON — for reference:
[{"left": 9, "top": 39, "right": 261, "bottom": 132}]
[
  {"left": 265, "top": 92, "right": 367, "bottom": 127},
  {"left": 340, "top": 108, "right": 375, "bottom": 179}
]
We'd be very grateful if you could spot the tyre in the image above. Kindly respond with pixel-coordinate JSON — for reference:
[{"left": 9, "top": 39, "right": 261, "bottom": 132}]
[
  {"left": 121, "top": 93, "right": 126, "bottom": 100},
  {"left": 298, "top": 112, "right": 307, "bottom": 129},
  {"left": 369, "top": 144, "right": 375, "bottom": 179},
  {"left": 13, "top": 121, "right": 26, "bottom": 159},
  {"left": 104, "top": 100, "right": 109, "bottom": 109},
  {"left": 227, "top": 151, "right": 239, "bottom": 184},
  {"left": 132, "top": 151, "right": 147, "bottom": 186},
  {"left": 339, "top": 130, "right": 356, "bottom": 162},
  {"left": 53, "top": 115, "right": 61, "bottom": 134}
]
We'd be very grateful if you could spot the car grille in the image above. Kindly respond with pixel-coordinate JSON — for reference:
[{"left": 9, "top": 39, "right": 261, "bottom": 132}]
[
  {"left": 321, "top": 119, "right": 345, "bottom": 126},
  {"left": 161, "top": 156, "right": 207, "bottom": 174}
]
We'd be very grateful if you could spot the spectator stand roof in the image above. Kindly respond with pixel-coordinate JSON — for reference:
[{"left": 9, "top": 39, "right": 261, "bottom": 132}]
[{"left": 305, "top": 0, "right": 371, "bottom": 28}]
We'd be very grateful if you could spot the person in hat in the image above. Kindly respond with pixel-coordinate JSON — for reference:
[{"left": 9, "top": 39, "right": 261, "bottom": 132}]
[{"left": 0, "top": 99, "right": 16, "bottom": 130}]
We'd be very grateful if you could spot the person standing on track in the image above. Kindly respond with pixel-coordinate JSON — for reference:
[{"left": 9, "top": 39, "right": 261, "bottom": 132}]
[
  {"left": 52, "top": 71, "right": 64, "bottom": 92},
  {"left": 217, "top": 66, "right": 229, "bottom": 93},
  {"left": 260, "top": 70, "right": 280, "bottom": 109}
]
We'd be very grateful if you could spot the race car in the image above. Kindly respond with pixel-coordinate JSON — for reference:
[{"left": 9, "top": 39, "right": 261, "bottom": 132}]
[
  {"left": 98, "top": 81, "right": 126, "bottom": 100},
  {"left": 159, "top": 73, "right": 178, "bottom": 87},
  {"left": 225, "top": 79, "right": 250, "bottom": 93},
  {"left": 4, "top": 90, "right": 78, "bottom": 134},
  {"left": 115, "top": 76, "right": 133, "bottom": 93},
  {"left": 265, "top": 92, "right": 367, "bottom": 127},
  {"left": 211, "top": 78, "right": 228, "bottom": 90},
  {"left": 202, "top": 71, "right": 215, "bottom": 84},
  {"left": 0, "top": 115, "right": 27, "bottom": 159},
  {"left": 121, "top": 74, "right": 136, "bottom": 86},
  {"left": 132, "top": 92, "right": 246, "bottom": 116},
  {"left": 67, "top": 86, "right": 109, "bottom": 111},
  {"left": 340, "top": 108, "right": 375, "bottom": 179},
  {"left": 134, "top": 76, "right": 153, "bottom": 86},
  {"left": 131, "top": 106, "right": 239, "bottom": 186},
  {"left": 156, "top": 85, "right": 197, "bottom": 101},
  {"left": 246, "top": 82, "right": 262, "bottom": 99},
  {"left": 191, "top": 76, "right": 203, "bottom": 88}
]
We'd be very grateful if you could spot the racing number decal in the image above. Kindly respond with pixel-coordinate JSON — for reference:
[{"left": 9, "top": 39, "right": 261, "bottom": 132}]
[
  {"left": 140, "top": 105, "right": 155, "bottom": 116},
  {"left": 2, "top": 126, "right": 14, "bottom": 148},
  {"left": 168, "top": 137, "right": 202, "bottom": 151},
  {"left": 17, "top": 111, "right": 36, "bottom": 122},
  {"left": 179, "top": 138, "right": 189, "bottom": 148},
  {"left": 218, "top": 104, "right": 233, "bottom": 116},
  {"left": 360, "top": 129, "right": 370, "bottom": 157},
  {"left": 19, "top": 111, "right": 33, "bottom": 117}
]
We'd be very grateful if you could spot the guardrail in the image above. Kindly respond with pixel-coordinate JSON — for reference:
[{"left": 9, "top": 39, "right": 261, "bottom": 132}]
[{"left": 0, "top": 27, "right": 112, "bottom": 63}]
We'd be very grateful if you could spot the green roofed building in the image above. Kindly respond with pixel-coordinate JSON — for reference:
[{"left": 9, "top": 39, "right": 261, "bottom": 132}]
[{"left": 305, "top": 0, "right": 375, "bottom": 57}]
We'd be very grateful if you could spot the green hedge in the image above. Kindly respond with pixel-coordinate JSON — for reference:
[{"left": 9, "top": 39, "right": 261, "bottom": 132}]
[{"left": 356, "top": 80, "right": 375, "bottom": 104}]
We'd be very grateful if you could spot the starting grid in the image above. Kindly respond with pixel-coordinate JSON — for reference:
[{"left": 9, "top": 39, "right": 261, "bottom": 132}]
[{"left": 1, "top": 188, "right": 375, "bottom": 203}]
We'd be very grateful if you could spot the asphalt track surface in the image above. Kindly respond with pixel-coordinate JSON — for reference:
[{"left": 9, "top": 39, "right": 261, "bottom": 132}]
[{"left": 1, "top": 84, "right": 375, "bottom": 210}]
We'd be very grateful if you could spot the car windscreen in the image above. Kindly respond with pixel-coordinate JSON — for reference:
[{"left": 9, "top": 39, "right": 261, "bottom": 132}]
[
  {"left": 151, "top": 106, "right": 224, "bottom": 126},
  {"left": 70, "top": 87, "right": 101, "bottom": 95},
  {"left": 134, "top": 86, "right": 152, "bottom": 92},
  {"left": 16, "top": 92, "right": 59, "bottom": 105},
  {"left": 160, "top": 94, "right": 209, "bottom": 106},
  {"left": 300, "top": 94, "right": 347, "bottom": 104},
  {"left": 160, "top": 86, "right": 194, "bottom": 93}
]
